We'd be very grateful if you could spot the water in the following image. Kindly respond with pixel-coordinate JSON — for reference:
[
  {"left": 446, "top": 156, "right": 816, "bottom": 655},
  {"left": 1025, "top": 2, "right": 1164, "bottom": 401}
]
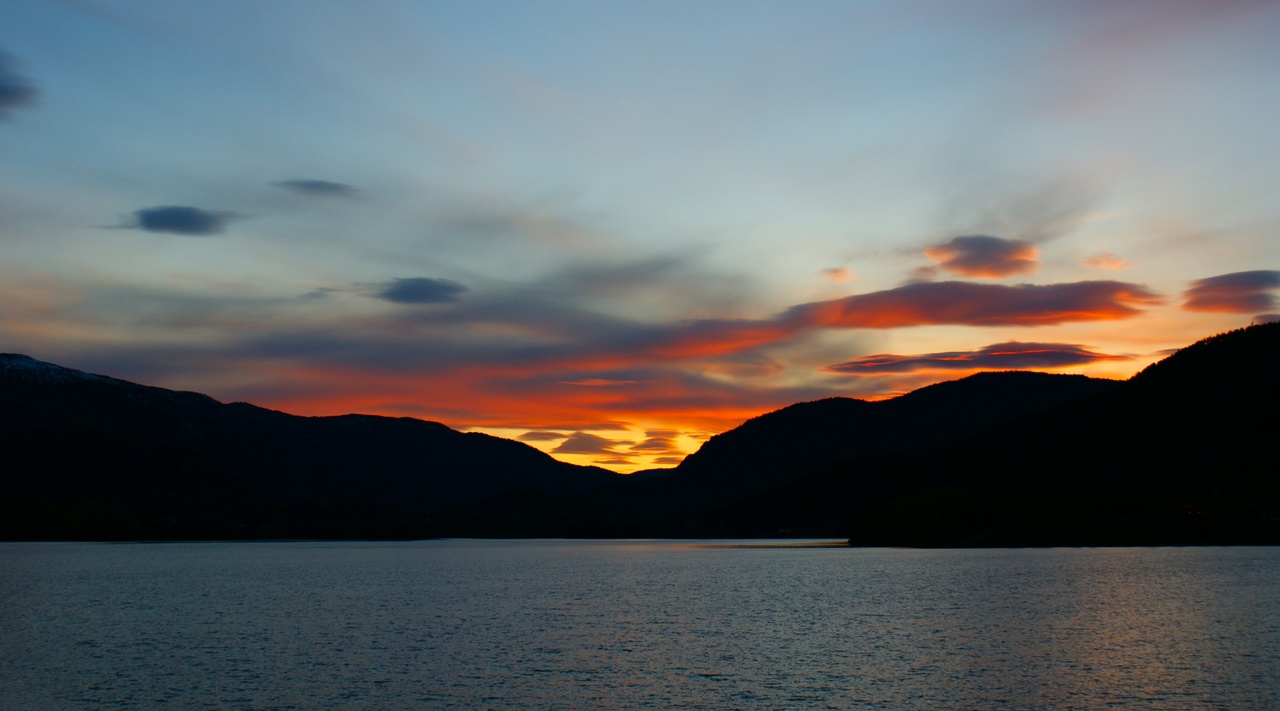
[{"left": 3, "top": 541, "right": 1278, "bottom": 710}]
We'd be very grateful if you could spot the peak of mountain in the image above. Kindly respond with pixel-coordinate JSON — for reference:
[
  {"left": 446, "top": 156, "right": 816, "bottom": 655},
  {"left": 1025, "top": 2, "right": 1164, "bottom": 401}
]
[{"left": 1130, "top": 322, "right": 1280, "bottom": 392}]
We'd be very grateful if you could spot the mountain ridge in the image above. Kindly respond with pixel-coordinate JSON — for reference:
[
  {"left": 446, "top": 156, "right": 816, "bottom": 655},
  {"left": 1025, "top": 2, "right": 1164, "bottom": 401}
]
[{"left": 3, "top": 322, "right": 1277, "bottom": 543}]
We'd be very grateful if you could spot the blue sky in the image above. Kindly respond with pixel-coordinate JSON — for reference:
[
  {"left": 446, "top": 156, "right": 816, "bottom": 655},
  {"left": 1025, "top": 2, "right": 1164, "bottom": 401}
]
[{"left": 2, "top": 0, "right": 1278, "bottom": 470}]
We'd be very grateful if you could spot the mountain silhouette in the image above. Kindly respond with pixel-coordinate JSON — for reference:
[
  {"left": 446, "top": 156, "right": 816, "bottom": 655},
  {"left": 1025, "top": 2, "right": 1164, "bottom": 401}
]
[
  {"left": 3, "top": 322, "right": 1277, "bottom": 543},
  {"left": 464, "top": 323, "right": 1279, "bottom": 541},
  {"left": 0, "top": 355, "right": 621, "bottom": 539}
]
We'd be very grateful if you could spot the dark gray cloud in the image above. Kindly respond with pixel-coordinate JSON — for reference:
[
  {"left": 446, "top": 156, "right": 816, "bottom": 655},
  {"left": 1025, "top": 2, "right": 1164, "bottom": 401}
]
[
  {"left": 274, "top": 179, "right": 359, "bottom": 198},
  {"left": 630, "top": 430, "right": 682, "bottom": 454},
  {"left": 131, "top": 206, "right": 237, "bottom": 235},
  {"left": 1254, "top": 313, "right": 1280, "bottom": 325},
  {"left": 924, "top": 235, "right": 1039, "bottom": 278},
  {"left": 1182, "top": 270, "right": 1280, "bottom": 313},
  {"left": 825, "top": 340, "right": 1129, "bottom": 374},
  {"left": 377, "top": 277, "right": 468, "bottom": 304},
  {"left": 551, "top": 431, "right": 628, "bottom": 455},
  {"left": 0, "top": 50, "right": 38, "bottom": 119},
  {"left": 518, "top": 430, "right": 566, "bottom": 442}
]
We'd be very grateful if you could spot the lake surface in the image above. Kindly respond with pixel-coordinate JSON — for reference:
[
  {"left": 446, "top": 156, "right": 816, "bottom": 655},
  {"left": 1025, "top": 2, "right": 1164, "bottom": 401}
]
[{"left": 3, "top": 541, "right": 1278, "bottom": 710}]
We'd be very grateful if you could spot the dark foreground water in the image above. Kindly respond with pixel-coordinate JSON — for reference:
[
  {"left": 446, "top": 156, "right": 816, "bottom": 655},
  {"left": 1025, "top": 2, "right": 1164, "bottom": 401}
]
[{"left": 3, "top": 541, "right": 1278, "bottom": 710}]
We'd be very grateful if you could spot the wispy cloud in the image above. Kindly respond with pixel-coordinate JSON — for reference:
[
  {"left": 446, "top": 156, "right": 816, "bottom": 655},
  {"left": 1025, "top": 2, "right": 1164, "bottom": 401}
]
[
  {"left": 820, "top": 267, "right": 854, "bottom": 282},
  {"left": 1182, "top": 270, "right": 1280, "bottom": 313},
  {"left": 0, "top": 50, "right": 38, "bottom": 119},
  {"left": 1083, "top": 252, "right": 1131, "bottom": 270},
  {"left": 274, "top": 179, "right": 359, "bottom": 198},
  {"left": 825, "top": 340, "right": 1129, "bottom": 374},
  {"left": 924, "top": 235, "right": 1039, "bottom": 278}
]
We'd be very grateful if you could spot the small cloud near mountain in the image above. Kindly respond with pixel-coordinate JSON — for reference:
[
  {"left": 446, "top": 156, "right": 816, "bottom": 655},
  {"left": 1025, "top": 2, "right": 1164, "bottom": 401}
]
[
  {"left": 518, "top": 430, "right": 566, "bottom": 442},
  {"left": 629, "top": 430, "right": 683, "bottom": 454},
  {"left": 825, "top": 341, "right": 1129, "bottom": 374},
  {"left": 552, "top": 431, "right": 629, "bottom": 455}
]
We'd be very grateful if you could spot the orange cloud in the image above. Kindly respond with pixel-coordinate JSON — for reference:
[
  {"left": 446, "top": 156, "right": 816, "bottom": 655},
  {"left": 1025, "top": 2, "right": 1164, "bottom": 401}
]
[
  {"left": 821, "top": 267, "right": 854, "bottom": 282},
  {"left": 787, "top": 280, "right": 1163, "bottom": 329},
  {"left": 1182, "top": 270, "right": 1280, "bottom": 313},
  {"left": 1083, "top": 252, "right": 1132, "bottom": 270}
]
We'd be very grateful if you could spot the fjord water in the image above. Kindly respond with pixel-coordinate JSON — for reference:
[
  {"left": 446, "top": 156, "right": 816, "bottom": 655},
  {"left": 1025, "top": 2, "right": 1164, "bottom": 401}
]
[{"left": 3, "top": 541, "right": 1278, "bottom": 710}]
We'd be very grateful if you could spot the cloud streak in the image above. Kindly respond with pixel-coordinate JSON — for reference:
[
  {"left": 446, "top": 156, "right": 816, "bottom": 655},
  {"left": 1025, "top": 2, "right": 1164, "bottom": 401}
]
[
  {"left": 784, "top": 280, "right": 1163, "bottom": 330},
  {"left": 274, "top": 179, "right": 359, "bottom": 198},
  {"left": 1083, "top": 252, "right": 1131, "bottom": 270},
  {"left": 1182, "top": 270, "right": 1280, "bottom": 313},
  {"left": 129, "top": 206, "right": 238, "bottom": 235},
  {"left": 924, "top": 235, "right": 1039, "bottom": 278},
  {"left": 825, "top": 341, "right": 1129, "bottom": 374},
  {"left": 0, "top": 50, "right": 38, "bottom": 119}
]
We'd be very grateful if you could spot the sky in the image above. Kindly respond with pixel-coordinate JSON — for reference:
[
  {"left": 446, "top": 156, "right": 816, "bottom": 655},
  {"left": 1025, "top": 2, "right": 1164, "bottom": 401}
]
[{"left": 2, "top": 0, "right": 1278, "bottom": 472}]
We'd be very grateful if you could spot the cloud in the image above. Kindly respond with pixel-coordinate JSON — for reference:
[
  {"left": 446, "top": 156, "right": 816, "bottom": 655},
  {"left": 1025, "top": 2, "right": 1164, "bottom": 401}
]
[
  {"left": 825, "top": 340, "right": 1129, "bottom": 374},
  {"left": 909, "top": 266, "right": 939, "bottom": 282},
  {"left": 1254, "top": 314, "right": 1280, "bottom": 325},
  {"left": 785, "top": 280, "right": 1163, "bottom": 329},
  {"left": 434, "top": 199, "right": 600, "bottom": 249},
  {"left": 630, "top": 430, "right": 682, "bottom": 453},
  {"left": 274, "top": 179, "right": 359, "bottom": 198},
  {"left": 0, "top": 50, "right": 38, "bottom": 119},
  {"left": 130, "top": 206, "right": 237, "bottom": 235},
  {"left": 821, "top": 267, "right": 854, "bottom": 282},
  {"left": 518, "top": 430, "right": 565, "bottom": 442},
  {"left": 558, "top": 378, "right": 640, "bottom": 387},
  {"left": 924, "top": 235, "right": 1039, "bottom": 278},
  {"left": 592, "top": 457, "right": 634, "bottom": 466},
  {"left": 376, "top": 277, "right": 468, "bottom": 304},
  {"left": 650, "top": 456, "right": 684, "bottom": 466},
  {"left": 551, "top": 431, "right": 628, "bottom": 455},
  {"left": 1083, "top": 252, "right": 1131, "bottom": 270},
  {"left": 1182, "top": 270, "right": 1280, "bottom": 313}
]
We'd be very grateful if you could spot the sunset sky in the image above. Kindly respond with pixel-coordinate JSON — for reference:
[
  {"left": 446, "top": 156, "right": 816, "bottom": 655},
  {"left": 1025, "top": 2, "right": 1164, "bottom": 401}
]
[{"left": 2, "top": 1, "right": 1278, "bottom": 472}]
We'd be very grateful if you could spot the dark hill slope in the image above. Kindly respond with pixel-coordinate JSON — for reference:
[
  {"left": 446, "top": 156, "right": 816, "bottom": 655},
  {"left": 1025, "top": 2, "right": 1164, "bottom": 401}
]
[
  {"left": 548, "top": 324, "right": 1278, "bottom": 541},
  {"left": 483, "top": 371, "right": 1124, "bottom": 536},
  {"left": 832, "top": 323, "right": 1280, "bottom": 546},
  {"left": 679, "top": 371, "right": 1119, "bottom": 489},
  {"left": 630, "top": 371, "right": 1117, "bottom": 509},
  {"left": 0, "top": 355, "right": 620, "bottom": 539}
]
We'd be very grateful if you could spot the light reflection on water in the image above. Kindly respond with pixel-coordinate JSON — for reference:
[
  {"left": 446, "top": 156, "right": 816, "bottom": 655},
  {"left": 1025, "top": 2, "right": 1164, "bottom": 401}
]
[{"left": 3, "top": 541, "right": 1278, "bottom": 710}]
